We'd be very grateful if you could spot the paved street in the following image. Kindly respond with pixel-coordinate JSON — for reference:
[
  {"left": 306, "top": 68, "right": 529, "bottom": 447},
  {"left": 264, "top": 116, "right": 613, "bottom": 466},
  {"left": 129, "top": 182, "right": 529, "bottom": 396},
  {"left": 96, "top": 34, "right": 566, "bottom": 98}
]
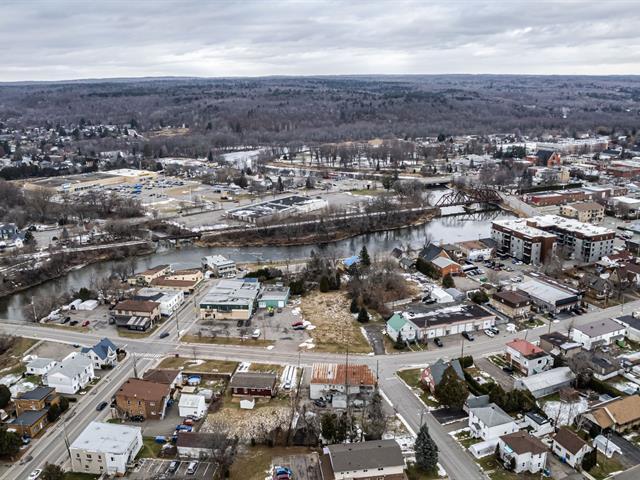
[{"left": 2, "top": 299, "right": 639, "bottom": 480}]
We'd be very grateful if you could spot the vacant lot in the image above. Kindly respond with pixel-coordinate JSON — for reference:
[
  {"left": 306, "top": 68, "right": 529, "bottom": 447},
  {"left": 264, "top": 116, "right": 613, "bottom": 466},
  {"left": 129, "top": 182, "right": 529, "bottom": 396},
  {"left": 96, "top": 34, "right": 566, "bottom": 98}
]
[
  {"left": 0, "top": 336, "right": 38, "bottom": 374},
  {"left": 300, "top": 291, "right": 371, "bottom": 354},
  {"left": 230, "top": 446, "right": 317, "bottom": 480}
]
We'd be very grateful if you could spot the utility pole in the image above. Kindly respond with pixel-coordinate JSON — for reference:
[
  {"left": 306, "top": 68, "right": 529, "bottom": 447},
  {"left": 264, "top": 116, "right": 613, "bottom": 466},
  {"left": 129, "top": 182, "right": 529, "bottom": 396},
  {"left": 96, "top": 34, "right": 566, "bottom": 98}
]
[
  {"left": 132, "top": 354, "right": 139, "bottom": 379},
  {"left": 31, "top": 296, "right": 37, "bottom": 323}
]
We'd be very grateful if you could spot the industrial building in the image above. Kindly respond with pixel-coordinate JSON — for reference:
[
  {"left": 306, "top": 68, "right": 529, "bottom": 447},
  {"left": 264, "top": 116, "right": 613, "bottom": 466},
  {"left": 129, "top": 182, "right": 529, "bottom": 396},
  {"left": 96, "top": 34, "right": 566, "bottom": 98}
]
[
  {"left": 227, "top": 194, "right": 328, "bottom": 223},
  {"left": 199, "top": 278, "right": 261, "bottom": 320},
  {"left": 23, "top": 168, "right": 158, "bottom": 193}
]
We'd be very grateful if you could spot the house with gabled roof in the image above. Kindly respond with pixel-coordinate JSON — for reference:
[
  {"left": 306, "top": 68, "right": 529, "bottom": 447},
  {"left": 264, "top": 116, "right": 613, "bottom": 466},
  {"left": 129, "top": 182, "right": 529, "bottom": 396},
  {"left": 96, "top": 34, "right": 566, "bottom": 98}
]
[
  {"left": 81, "top": 337, "right": 118, "bottom": 369},
  {"left": 505, "top": 339, "right": 552, "bottom": 376},
  {"left": 468, "top": 403, "right": 519, "bottom": 440},
  {"left": 497, "top": 431, "right": 548, "bottom": 474},
  {"left": 552, "top": 427, "right": 592, "bottom": 468},
  {"left": 421, "top": 358, "right": 464, "bottom": 393}
]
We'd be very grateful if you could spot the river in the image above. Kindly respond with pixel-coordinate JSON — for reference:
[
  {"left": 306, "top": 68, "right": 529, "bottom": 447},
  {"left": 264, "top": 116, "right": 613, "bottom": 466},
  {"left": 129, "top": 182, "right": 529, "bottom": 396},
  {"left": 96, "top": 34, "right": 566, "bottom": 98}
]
[{"left": 0, "top": 209, "right": 513, "bottom": 321}]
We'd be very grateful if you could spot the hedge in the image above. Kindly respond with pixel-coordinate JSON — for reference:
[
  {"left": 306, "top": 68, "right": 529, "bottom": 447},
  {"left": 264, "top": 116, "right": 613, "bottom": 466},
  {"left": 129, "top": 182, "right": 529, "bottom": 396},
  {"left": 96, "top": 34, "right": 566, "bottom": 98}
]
[{"left": 588, "top": 377, "right": 625, "bottom": 398}]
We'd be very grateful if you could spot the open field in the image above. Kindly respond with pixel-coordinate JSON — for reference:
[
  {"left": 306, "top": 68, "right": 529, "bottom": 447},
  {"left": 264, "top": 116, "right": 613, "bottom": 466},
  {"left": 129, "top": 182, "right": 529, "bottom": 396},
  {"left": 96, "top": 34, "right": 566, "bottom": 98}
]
[{"left": 300, "top": 291, "right": 371, "bottom": 354}]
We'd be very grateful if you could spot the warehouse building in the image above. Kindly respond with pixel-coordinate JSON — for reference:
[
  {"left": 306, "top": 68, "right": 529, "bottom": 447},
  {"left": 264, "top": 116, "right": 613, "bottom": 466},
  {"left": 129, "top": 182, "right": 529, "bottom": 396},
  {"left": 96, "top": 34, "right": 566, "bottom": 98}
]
[
  {"left": 199, "top": 278, "right": 260, "bottom": 320},
  {"left": 23, "top": 168, "right": 158, "bottom": 193}
]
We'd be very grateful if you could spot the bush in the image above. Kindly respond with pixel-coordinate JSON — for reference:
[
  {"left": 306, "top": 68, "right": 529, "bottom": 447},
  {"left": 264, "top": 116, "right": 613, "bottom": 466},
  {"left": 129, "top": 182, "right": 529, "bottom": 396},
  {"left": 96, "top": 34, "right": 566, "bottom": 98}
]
[
  {"left": 416, "top": 258, "right": 440, "bottom": 279},
  {"left": 463, "top": 370, "right": 488, "bottom": 396},
  {"left": 442, "top": 273, "right": 454, "bottom": 289},
  {"left": 289, "top": 279, "right": 305, "bottom": 295},
  {"left": 459, "top": 355, "right": 474, "bottom": 369},
  {"left": 357, "top": 307, "right": 370, "bottom": 323},
  {"left": 469, "top": 290, "right": 489, "bottom": 304},
  {"left": 581, "top": 448, "right": 597, "bottom": 471},
  {"left": 588, "top": 377, "right": 624, "bottom": 398},
  {"left": 319, "top": 276, "right": 330, "bottom": 292}
]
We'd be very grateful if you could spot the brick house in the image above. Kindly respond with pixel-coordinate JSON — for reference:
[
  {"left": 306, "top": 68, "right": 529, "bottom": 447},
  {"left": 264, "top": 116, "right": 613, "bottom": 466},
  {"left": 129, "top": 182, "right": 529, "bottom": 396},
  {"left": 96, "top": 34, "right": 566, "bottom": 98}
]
[
  {"left": 14, "top": 387, "right": 60, "bottom": 415},
  {"left": 115, "top": 378, "right": 170, "bottom": 420}
]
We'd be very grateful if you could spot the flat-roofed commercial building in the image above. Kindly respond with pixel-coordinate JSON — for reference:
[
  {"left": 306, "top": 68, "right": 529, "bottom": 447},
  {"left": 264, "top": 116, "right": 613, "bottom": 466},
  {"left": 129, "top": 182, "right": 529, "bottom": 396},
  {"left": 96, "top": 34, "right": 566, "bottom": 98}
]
[
  {"left": 559, "top": 201, "right": 605, "bottom": 223},
  {"left": 517, "top": 273, "right": 582, "bottom": 314},
  {"left": 528, "top": 215, "right": 615, "bottom": 263},
  {"left": 23, "top": 168, "right": 158, "bottom": 193},
  {"left": 398, "top": 303, "right": 496, "bottom": 340},
  {"left": 491, "top": 219, "right": 556, "bottom": 265},
  {"left": 199, "top": 278, "right": 260, "bottom": 320}
]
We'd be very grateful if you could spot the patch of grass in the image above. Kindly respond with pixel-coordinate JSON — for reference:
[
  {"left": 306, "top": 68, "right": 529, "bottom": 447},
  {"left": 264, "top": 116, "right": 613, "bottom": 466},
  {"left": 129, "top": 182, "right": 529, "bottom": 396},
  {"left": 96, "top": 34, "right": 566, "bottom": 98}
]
[
  {"left": 396, "top": 369, "right": 440, "bottom": 408},
  {"left": 229, "top": 445, "right": 314, "bottom": 480},
  {"left": 588, "top": 453, "right": 625, "bottom": 480},
  {"left": 249, "top": 363, "right": 284, "bottom": 375},
  {"left": 454, "top": 430, "right": 481, "bottom": 449},
  {"left": 157, "top": 357, "right": 238, "bottom": 373},
  {"left": 0, "top": 337, "right": 38, "bottom": 371},
  {"left": 182, "top": 334, "right": 274, "bottom": 347},
  {"left": 136, "top": 436, "right": 164, "bottom": 459},
  {"left": 406, "top": 464, "right": 441, "bottom": 479}
]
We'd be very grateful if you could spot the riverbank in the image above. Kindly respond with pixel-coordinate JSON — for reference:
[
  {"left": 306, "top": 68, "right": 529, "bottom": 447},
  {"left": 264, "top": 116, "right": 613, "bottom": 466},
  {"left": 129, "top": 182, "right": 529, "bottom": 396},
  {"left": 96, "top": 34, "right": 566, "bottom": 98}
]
[
  {"left": 0, "top": 243, "right": 156, "bottom": 300},
  {"left": 197, "top": 209, "right": 438, "bottom": 248}
]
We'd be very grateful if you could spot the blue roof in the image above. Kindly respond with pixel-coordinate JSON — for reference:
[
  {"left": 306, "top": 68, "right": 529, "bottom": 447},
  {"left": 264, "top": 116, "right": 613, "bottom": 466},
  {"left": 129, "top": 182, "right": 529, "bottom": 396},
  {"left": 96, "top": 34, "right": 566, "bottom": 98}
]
[
  {"left": 82, "top": 337, "right": 117, "bottom": 360},
  {"left": 342, "top": 255, "right": 360, "bottom": 267}
]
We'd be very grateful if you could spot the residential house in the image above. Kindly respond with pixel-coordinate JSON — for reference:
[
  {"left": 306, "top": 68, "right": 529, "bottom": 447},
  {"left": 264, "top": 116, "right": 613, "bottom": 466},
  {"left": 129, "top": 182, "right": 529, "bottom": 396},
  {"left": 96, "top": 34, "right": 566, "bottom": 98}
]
[
  {"left": 579, "top": 395, "right": 640, "bottom": 434},
  {"left": 127, "top": 264, "right": 172, "bottom": 286},
  {"left": 70, "top": 421, "right": 142, "bottom": 476},
  {"left": 176, "top": 432, "right": 219, "bottom": 460},
  {"left": 523, "top": 411, "right": 554, "bottom": 437},
  {"left": 115, "top": 378, "right": 170, "bottom": 420},
  {"left": 150, "top": 277, "right": 200, "bottom": 294},
  {"left": 310, "top": 363, "right": 376, "bottom": 404},
  {"left": 142, "top": 369, "right": 182, "bottom": 390},
  {"left": 490, "top": 291, "right": 531, "bottom": 321},
  {"left": 514, "top": 367, "right": 575, "bottom": 399},
  {"left": 202, "top": 255, "right": 236, "bottom": 277},
  {"left": 199, "top": 279, "right": 261, "bottom": 320},
  {"left": 135, "top": 288, "right": 184, "bottom": 316},
  {"left": 570, "top": 318, "right": 626, "bottom": 350},
  {"left": 505, "top": 339, "right": 552, "bottom": 376},
  {"left": 178, "top": 394, "right": 207, "bottom": 419},
  {"left": 385, "top": 314, "right": 417, "bottom": 342},
  {"left": 14, "top": 387, "right": 59, "bottom": 415},
  {"left": 9, "top": 410, "right": 49, "bottom": 438},
  {"left": 229, "top": 372, "right": 277, "bottom": 398},
  {"left": 538, "top": 332, "right": 582, "bottom": 359},
  {"left": 420, "top": 359, "right": 464, "bottom": 394},
  {"left": 257, "top": 285, "right": 290, "bottom": 309},
  {"left": 322, "top": 440, "right": 405, "bottom": 480},
  {"left": 418, "top": 243, "right": 450, "bottom": 264},
  {"left": 468, "top": 403, "right": 519, "bottom": 440},
  {"left": 560, "top": 202, "right": 605, "bottom": 223},
  {"left": 534, "top": 150, "right": 561, "bottom": 167},
  {"left": 44, "top": 352, "right": 95, "bottom": 394},
  {"left": 552, "top": 427, "right": 592, "bottom": 468},
  {"left": 25, "top": 358, "right": 57, "bottom": 376},
  {"left": 431, "top": 256, "right": 463, "bottom": 277},
  {"left": 497, "top": 431, "right": 548, "bottom": 474},
  {"left": 81, "top": 338, "right": 118, "bottom": 369},
  {"left": 613, "top": 314, "right": 640, "bottom": 342}
]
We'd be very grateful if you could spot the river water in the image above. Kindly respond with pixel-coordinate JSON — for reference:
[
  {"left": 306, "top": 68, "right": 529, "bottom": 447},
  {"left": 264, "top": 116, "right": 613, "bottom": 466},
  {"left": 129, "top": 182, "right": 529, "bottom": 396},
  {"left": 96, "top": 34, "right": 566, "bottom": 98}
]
[{"left": 0, "top": 209, "right": 513, "bottom": 320}]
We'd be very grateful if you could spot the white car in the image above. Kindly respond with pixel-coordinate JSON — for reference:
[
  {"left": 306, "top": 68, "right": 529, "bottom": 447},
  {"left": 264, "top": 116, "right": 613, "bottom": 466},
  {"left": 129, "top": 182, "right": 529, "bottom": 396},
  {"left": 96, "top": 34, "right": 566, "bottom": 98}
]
[
  {"left": 251, "top": 329, "right": 261, "bottom": 339},
  {"left": 28, "top": 470, "right": 42, "bottom": 480},
  {"left": 484, "top": 329, "right": 496, "bottom": 337}
]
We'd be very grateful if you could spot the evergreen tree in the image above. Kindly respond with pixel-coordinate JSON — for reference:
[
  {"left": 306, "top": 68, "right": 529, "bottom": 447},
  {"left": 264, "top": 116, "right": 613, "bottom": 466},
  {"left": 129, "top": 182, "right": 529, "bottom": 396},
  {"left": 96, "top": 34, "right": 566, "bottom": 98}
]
[
  {"left": 581, "top": 448, "right": 597, "bottom": 471},
  {"left": 349, "top": 297, "right": 359, "bottom": 313},
  {"left": 359, "top": 246, "right": 371, "bottom": 267},
  {"left": 321, "top": 413, "right": 337, "bottom": 443},
  {"left": 0, "top": 427, "right": 21, "bottom": 457},
  {"left": 442, "top": 273, "right": 454, "bottom": 289},
  {"left": 357, "top": 307, "right": 370, "bottom": 323},
  {"left": 276, "top": 176, "right": 284, "bottom": 192},
  {"left": 47, "top": 403, "right": 61, "bottom": 423},
  {"left": 364, "top": 390, "right": 386, "bottom": 440},
  {"left": 394, "top": 331, "right": 405, "bottom": 350},
  {"left": 305, "top": 176, "right": 313, "bottom": 189},
  {"left": 0, "top": 385, "right": 9, "bottom": 408},
  {"left": 319, "top": 275, "right": 330, "bottom": 293},
  {"left": 415, "top": 423, "right": 438, "bottom": 472},
  {"left": 434, "top": 365, "right": 468, "bottom": 411}
]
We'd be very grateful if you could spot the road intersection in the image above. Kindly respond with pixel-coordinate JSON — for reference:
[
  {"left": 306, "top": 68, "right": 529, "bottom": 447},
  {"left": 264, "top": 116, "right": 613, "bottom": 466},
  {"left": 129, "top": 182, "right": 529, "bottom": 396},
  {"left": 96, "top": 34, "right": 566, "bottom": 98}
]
[{"left": 1, "top": 298, "right": 638, "bottom": 480}]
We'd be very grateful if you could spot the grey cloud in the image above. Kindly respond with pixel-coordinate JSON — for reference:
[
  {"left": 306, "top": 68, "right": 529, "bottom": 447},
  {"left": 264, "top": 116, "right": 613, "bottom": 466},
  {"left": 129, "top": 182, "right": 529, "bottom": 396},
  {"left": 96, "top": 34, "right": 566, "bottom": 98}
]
[{"left": 0, "top": 0, "right": 639, "bottom": 81}]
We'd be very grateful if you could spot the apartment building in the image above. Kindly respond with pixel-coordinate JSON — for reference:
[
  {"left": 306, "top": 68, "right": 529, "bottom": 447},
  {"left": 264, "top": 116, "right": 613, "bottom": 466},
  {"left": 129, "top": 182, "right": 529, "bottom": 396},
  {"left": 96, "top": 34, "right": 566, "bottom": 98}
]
[
  {"left": 491, "top": 219, "right": 556, "bottom": 265},
  {"left": 559, "top": 201, "right": 605, "bottom": 223}
]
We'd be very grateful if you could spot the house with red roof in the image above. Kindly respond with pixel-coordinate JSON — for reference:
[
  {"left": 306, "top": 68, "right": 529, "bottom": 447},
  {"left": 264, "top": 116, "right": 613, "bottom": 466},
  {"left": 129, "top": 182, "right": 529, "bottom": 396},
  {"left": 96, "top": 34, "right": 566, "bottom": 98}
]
[{"left": 505, "top": 339, "right": 552, "bottom": 376}]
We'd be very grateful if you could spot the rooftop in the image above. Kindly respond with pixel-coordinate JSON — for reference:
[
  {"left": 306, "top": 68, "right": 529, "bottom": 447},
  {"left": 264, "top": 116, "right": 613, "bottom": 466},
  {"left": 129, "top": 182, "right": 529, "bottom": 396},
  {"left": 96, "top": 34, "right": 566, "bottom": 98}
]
[
  {"left": 575, "top": 318, "right": 625, "bottom": 338},
  {"left": 506, "top": 339, "right": 547, "bottom": 359},
  {"left": 114, "top": 299, "right": 160, "bottom": 313},
  {"left": 517, "top": 367, "right": 575, "bottom": 392},
  {"left": 311, "top": 363, "right": 376, "bottom": 387},
  {"left": 500, "top": 431, "right": 547, "bottom": 455},
  {"left": 326, "top": 440, "right": 404, "bottom": 472},
  {"left": 17, "top": 386, "right": 56, "bottom": 401},
  {"left": 401, "top": 303, "right": 494, "bottom": 328},
  {"left": 517, "top": 275, "right": 580, "bottom": 305},
  {"left": 12, "top": 409, "right": 48, "bottom": 426},
  {"left": 471, "top": 403, "right": 515, "bottom": 428},
  {"left": 178, "top": 393, "right": 205, "bottom": 408},
  {"left": 553, "top": 427, "right": 588, "bottom": 455},
  {"left": 565, "top": 201, "right": 604, "bottom": 212},
  {"left": 492, "top": 290, "right": 530, "bottom": 308},
  {"left": 529, "top": 214, "right": 615, "bottom": 237},
  {"left": 70, "top": 421, "right": 141, "bottom": 454},
  {"left": 117, "top": 378, "right": 170, "bottom": 402},
  {"left": 200, "top": 279, "right": 261, "bottom": 307},
  {"left": 142, "top": 369, "right": 180, "bottom": 385},
  {"left": 229, "top": 372, "right": 277, "bottom": 390},
  {"left": 492, "top": 218, "right": 556, "bottom": 238}
]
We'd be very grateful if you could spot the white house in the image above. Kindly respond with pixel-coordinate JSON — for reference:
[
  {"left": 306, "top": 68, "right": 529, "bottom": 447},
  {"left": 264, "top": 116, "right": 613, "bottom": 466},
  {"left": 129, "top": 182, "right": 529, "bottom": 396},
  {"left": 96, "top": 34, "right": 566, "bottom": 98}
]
[
  {"left": 514, "top": 367, "right": 575, "bottom": 399},
  {"left": 25, "top": 358, "right": 57, "bottom": 376},
  {"left": 324, "top": 440, "right": 405, "bottom": 480},
  {"left": 497, "top": 431, "right": 548, "bottom": 474},
  {"left": 136, "top": 288, "right": 185, "bottom": 316},
  {"left": 44, "top": 352, "right": 95, "bottom": 394},
  {"left": 202, "top": 255, "right": 236, "bottom": 277},
  {"left": 81, "top": 338, "right": 118, "bottom": 369},
  {"left": 570, "top": 318, "right": 626, "bottom": 350},
  {"left": 178, "top": 394, "right": 207, "bottom": 419},
  {"left": 505, "top": 339, "right": 552, "bottom": 376},
  {"left": 70, "top": 421, "right": 142, "bottom": 476},
  {"left": 552, "top": 427, "right": 593, "bottom": 468},
  {"left": 468, "top": 404, "right": 519, "bottom": 441},
  {"left": 385, "top": 314, "right": 417, "bottom": 342}
]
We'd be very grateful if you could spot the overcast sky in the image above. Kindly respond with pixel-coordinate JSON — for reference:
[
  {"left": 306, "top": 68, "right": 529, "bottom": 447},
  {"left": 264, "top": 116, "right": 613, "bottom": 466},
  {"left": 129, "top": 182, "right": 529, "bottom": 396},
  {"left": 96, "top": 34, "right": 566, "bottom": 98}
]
[{"left": 1, "top": 0, "right": 639, "bottom": 81}]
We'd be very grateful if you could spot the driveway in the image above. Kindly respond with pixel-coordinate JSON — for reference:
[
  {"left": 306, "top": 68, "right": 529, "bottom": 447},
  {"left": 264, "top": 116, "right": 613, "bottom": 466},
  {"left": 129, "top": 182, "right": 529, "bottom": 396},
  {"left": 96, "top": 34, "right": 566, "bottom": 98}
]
[
  {"left": 611, "top": 432, "right": 640, "bottom": 468},
  {"left": 431, "top": 407, "right": 468, "bottom": 425},
  {"left": 362, "top": 324, "right": 385, "bottom": 355},
  {"left": 475, "top": 357, "right": 514, "bottom": 391}
]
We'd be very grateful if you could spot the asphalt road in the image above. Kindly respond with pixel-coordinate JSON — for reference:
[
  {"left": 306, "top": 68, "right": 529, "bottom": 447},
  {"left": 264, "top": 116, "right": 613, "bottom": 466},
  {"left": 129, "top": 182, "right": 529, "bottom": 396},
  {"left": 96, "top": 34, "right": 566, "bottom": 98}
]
[{"left": 2, "top": 298, "right": 639, "bottom": 480}]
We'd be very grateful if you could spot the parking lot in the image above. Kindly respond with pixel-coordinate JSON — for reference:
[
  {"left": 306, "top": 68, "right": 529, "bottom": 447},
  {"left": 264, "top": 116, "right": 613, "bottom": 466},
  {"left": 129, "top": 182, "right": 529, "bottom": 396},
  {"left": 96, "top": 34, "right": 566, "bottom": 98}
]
[{"left": 129, "top": 458, "right": 218, "bottom": 479}]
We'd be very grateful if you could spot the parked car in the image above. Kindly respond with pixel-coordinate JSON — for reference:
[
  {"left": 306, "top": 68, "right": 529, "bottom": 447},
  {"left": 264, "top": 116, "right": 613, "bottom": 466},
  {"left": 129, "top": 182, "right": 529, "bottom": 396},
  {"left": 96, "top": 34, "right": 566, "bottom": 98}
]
[
  {"left": 183, "top": 418, "right": 194, "bottom": 426},
  {"left": 462, "top": 331, "right": 475, "bottom": 341},
  {"left": 313, "top": 399, "right": 326, "bottom": 408},
  {"left": 186, "top": 461, "right": 199, "bottom": 475},
  {"left": 159, "top": 332, "right": 170, "bottom": 339},
  {"left": 291, "top": 321, "right": 304, "bottom": 327},
  {"left": 167, "top": 461, "right": 181, "bottom": 474},
  {"left": 489, "top": 326, "right": 499, "bottom": 335},
  {"left": 502, "top": 365, "right": 514, "bottom": 374},
  {"left": 433, "top": 337, "right": 443, "bottom": 347},
  {"left": 69, "top": 320, "right": 79, "bottom": 326},
  {"left": 484, "top": 329, "right": 495, "bottom": 338},
  {"left": 81, "top": 320, "right": 90, "bottom": 327},
  {"left": 96, "top": 401, "right": 108, "bottom": 411},
  {"left": 62, "top": 316, "right": 71, "bottom": 324},
  {"left": 251, "top": 329, "right": 261, "bottom": 339},
  {"left": 176, "top": 425, "right": 193, "bottom": 432}
]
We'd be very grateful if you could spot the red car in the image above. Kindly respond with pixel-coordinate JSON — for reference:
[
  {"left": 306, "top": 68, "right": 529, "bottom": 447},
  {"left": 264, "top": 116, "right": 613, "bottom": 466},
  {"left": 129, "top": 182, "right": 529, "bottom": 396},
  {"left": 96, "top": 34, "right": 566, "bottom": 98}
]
[
  {"left": 291, "top": 321, "right": 304, "bottom": 327},
  {"left": 81, "top": 320, "right": 90, "bottom": 327}
]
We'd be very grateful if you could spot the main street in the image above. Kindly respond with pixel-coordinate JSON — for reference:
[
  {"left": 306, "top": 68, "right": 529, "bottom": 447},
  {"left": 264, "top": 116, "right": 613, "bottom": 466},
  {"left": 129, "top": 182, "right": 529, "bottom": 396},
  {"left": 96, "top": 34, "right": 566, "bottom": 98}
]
[{"left": 1, "top": 299, "right": 638, "bottom": 480}]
